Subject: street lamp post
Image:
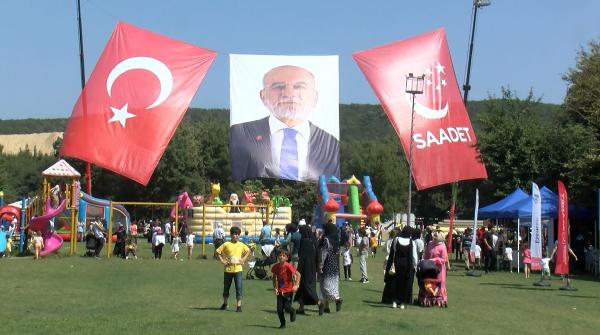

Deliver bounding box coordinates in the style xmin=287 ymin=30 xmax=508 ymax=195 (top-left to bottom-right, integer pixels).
xmin=463 ymin=0 xmax=490 ymax=277
xmin=463 ymin=0 xmax=491 ymax=103
xmin=405 ymin=73 xmax=424 ymax=228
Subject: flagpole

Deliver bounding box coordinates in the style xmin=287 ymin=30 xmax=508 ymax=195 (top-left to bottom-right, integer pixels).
xmin=517 ymin=218 xmax=520 ymax=273
xmin=76 ymin=0 xmax=92 ymax=195
xmin=454 ymin=0 xmax=491 ymax=268
xmin=466 ymin=189 xmax=482 ymax=276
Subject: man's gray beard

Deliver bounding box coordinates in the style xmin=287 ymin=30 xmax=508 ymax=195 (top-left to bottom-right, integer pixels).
xmin=272 ymin=107 xmax=310 ymax=122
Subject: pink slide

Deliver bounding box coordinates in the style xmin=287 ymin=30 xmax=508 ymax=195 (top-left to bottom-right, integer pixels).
xmin=29 ymin=198 xmax=67 ymax=257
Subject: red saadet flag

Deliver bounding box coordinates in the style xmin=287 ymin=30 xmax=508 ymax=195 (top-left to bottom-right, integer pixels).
xmin=353 ymin=28 xmax=487 ymax=189
xmin=61 ymin=22 xmax=217 ymax=185
xmin=555 ymin=180 xmax=569 ymax=275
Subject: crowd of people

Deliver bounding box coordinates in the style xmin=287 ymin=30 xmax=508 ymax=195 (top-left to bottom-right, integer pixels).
xmin=210 ymin=218 xmax=454 ymax=328
xmin=444 ymin=220 xmax=596 ymax=282
xmin=80 ymin=217 xmax=195 ymax=260
xmin=18 ymin=209 xmax=594 ymax=329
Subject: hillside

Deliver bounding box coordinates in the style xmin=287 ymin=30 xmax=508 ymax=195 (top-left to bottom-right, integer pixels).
xmin=0 ymin=101 xmax=561 ymax=141
xmin=0 ymin=132 xmax=62 ymax=155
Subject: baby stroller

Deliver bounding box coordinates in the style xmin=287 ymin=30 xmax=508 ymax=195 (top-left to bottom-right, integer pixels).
xmin=247 ymin=244 xmax=278 ymax=280
xmin=84 ymin=232 xmax=96 ymax=257
xmin=416 ymin=259 xmax=446 ymax=307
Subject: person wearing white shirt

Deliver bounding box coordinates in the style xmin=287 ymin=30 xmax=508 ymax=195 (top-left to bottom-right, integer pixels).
xmin=504 ymin=246 xmax=513 ymax=272
xmin=152 ymin=228 xmax=166 ymax=259
xmin=187 ymin=231 xmax=195 ymax=260
xmin=473 ymin=244 xmax=482 ymax=268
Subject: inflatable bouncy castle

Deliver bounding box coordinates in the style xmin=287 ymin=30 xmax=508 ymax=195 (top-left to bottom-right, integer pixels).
xmin=189 ymin=182 xmax=292 ymax=241
xmin=317 ymin=175 xmax=383 ymax=228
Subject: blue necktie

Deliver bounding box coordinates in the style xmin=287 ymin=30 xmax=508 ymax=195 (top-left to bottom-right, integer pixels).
xmin=280 ymin=128 xmax=299 ymax=180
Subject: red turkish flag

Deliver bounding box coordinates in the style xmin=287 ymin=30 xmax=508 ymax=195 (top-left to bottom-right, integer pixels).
xmin=61 ymin=22 xmax=217 ymax=185
xmin=353 ymin=28 xmax=487 ymax=189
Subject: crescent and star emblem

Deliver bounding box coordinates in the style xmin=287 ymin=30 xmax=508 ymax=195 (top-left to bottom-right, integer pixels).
xmin=405 ymin=61 xmax=449 ymax=120
xmin=107 ymin=56 xmax=173 ymax=127
xmin=404 ymin=93 xmax=448 ymax=119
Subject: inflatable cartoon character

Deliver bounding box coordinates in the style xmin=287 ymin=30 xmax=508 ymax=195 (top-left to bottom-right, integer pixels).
xmin=229 ymin=193 xmax=241 ymax=213
xmin=210 ymin=182 xmax=222 ymax=205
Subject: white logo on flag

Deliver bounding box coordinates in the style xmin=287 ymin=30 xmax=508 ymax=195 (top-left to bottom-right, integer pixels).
xmin=106 ymin=57 xmax=173 ymax=127
xmin=404 ymin=61 xmax=449 ymax=119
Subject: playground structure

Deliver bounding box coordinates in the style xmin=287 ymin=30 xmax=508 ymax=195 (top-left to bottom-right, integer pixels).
xmin=317 ymin=175 xmax=384 ymax=228
xmin=79 ymin=191 xmax=131 ymax=239
xmin=1 ymin=195 xmax=43 ymax=255
xmin=3 ymin=174 xmax=293 ymax=258
xmin=0 ymin=197 xmax=21 ymax=242
xmin=0 ymin=159 xmax=132 ymax=257
xmin=31 ymin=159 xmax=80 ymax=256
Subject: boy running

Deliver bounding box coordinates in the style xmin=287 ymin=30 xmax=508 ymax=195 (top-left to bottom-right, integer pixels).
xmin=272 ymin=249 xmax=301 ymax=328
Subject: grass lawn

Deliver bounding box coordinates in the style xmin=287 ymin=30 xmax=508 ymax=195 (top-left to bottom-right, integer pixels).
xmin=1 ymin=242 xmax=599 ymax=335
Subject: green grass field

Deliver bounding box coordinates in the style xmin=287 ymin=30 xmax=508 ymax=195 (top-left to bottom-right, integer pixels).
xmin=1 ymin=243 xmax=599 ymax=335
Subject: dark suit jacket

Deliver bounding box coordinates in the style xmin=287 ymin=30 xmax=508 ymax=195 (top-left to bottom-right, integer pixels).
xmin=230 ymin=117 xmax=340 ymax=181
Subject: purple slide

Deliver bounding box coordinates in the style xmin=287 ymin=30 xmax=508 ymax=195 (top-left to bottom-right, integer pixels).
xmin=29 ymin=197 xmax=66 ymax=257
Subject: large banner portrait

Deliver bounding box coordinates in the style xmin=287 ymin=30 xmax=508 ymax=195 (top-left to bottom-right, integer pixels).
xmin=229 ymin=54 xmax=340 ymax=182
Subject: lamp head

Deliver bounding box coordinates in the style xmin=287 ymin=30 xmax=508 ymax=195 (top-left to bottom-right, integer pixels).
xmin=474 ymin=0 xmax=491 ymax=7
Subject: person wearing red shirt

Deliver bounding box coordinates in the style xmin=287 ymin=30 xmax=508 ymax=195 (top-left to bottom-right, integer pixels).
xmin=272 ymin=249 xmax=301 ymax=329
xmin=129 ymin=222 xmax=138 ymax=244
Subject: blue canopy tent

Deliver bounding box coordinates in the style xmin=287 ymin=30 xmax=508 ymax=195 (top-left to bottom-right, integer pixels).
xmin=477 ymin=187 xmax=530 ymax=273
xmin=501 ymin=186 xmax=558 ymax=219
xmin=477 ymin=186 xmax=558 ymax=273
xmin=499 ymin=186 xmax=558 ymax=273
xmin=478 ymin=188 xmax=529 ymax=219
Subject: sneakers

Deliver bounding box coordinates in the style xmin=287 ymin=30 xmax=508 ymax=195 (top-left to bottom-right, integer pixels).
xmin=219 ymin=303 xmax=228 ymax=310
xmin=335 ymin=299 xmax=342 ymax=312
xmin=236 ymin=306 xmax=242 ymax=313
xmin=348 ymin=278 xmax=352 ymax=281
xmin=360 ymin=278 xmax=369 ymax=284
xmin=290 ymin=308 xmax=296 ymax=322
xmin=392 ymin=302 xmax=397 ymax=309
xmin=400 ymin=304 xmax=406 ymax=309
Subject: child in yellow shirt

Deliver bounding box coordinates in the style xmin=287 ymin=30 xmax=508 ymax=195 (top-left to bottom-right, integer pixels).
xmin=369 ymin=232 xmax=378 ymax=258
xmin=215 ymin=226 xmax=250 ymax=312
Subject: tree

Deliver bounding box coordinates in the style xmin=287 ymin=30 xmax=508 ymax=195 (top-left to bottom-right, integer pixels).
xmin=0 ymin=149 xmax=55 ymax=202
xmin=563 ymin=38 xmax=600 ymax=140
xmin=476 ymin=88 xmax=600 ymax=208
xmin=475 ymin=89 xmax=547 ymax=200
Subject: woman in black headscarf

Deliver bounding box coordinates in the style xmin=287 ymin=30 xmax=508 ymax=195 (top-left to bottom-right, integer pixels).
xmin=317 ymin=221 xmax=342 ymax=315
xmin=293 ymin=225 xmax=319 ymax=314
xmin=381 ymin=226 xmax=417 ymax=309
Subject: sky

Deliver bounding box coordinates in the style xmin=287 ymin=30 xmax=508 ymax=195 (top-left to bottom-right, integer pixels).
xmin=1 ymin=0 xmax=599 ymax=120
